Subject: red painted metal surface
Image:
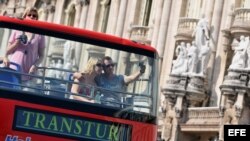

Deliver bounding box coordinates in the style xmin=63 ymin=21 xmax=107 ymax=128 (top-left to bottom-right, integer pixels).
xmin=0 ymin=97 xmax=157 ymax=141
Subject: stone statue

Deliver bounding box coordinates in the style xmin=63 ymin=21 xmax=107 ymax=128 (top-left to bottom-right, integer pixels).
xmin=47 ymin=60 xmax=56 ymax=78
xmin=187 ymin=42 xmax=198 ymax=74
xmin=223 ymin=99 xmax=237 ymax=124
xmin=171 ymin=42 xmax=188 ymax=75
xmin=229 ymin=36 xmax=248 ymax=69
xmin=245 ymin=37 xmax=250 ymax=68
xmin=192 ymin=18 xmax=210 ymax=50
xmin=55 ymin=59 xmax=63 ymax=79
xmin=162 ymin=102 xmax=175 ymax=141
xmin=63 ymin=40 xmax=75 ymax=67
xmin=198 ymin=40 xmax=211 ymax=76
xmin=63 ymin=61 xmax=73 ymax=80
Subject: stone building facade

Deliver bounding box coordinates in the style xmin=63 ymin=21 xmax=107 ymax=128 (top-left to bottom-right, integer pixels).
xmin=1 ymin=0 xmax=250 ymax=141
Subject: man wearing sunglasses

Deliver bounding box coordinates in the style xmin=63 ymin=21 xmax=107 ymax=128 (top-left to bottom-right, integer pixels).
xmin=95 ymin=56 xmax=145 ymax=107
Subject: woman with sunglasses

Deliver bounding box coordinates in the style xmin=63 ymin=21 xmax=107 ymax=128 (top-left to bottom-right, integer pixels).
xmin=71 ymin=58 xmax=103 ymax=103
xmin=4 ymin=7 xmax=45 ymax=87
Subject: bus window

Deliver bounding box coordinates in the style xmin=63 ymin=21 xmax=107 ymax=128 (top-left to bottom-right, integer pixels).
xmin=0 ymin=27 xmax=157 ymax=115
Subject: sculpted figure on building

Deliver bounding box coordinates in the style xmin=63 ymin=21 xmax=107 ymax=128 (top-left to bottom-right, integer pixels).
xmin=198 ymin=40 xmax=211 ymax=75
xmin=192 ymin=18 xmax=210 ymax=49
xmin=162 ymin=101 xmax=175 ymax=141
xmin=187 ymin=42 xmax=199 ymax=74
xmin=229 ymin=36 xmax=249 ymax=69
xmin=171 ymin=17 xmax=211 ymax=76
xmin=172 ymin=42 xmax=188 ymax=75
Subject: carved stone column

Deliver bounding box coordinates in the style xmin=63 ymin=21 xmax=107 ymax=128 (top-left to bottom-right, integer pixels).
xmin=156 ymin=0 xmax=172 ymax=61
xmin=151 ymin=0 xmax=164 ymax=47
xmin=111 ymin=0 xmax=128 ymax=62
xmin=79 ymin=0 xmax=89 ymax=28
xmin=16 ymin=0 xmax=25 ymax=13
xmin=160 ymin=92 xmax=179 ymax=141
xmin=73 ymin=1 xmax=83 ymax=68
xmin=105 ymin=0 xmax=119 ymax=56
xmin=43 ymin=2 xmax=55 ymax=66
xmin=73 ymin=0 xmax=82 ymax=27
xmin=160 ymin=73 xmax=209 ymax=140
xmin=6 ymin=0 xmax=15 ymax=15
xmin=219 ymin=68 xmax=250 ymax=140
xmin=78 ymin=0 xmax=90 ymax=70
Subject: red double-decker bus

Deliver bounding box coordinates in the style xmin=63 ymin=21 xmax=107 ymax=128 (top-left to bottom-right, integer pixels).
xmin=0 ymin=16 xmax=159 ymax=141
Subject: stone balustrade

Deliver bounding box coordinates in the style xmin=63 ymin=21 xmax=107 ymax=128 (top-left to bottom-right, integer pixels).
xmin=231 ymin=8 xmax=250 ymax=37
xmin=51 ymin=39 xmax=66 ymax=55
xmin=233 ymin=8 xmax=250 ymax=26
xmin=178 ymin=17 xmax=199 ymax=32
xmin=175 ymin=17 xmax=199 ymax=42
xmin=130 ymin=25 xmax=151 ymax=44
xmin=180 ymin=107 xmax=220 ymax=132
xmin=187 ymin=107 xmax=220 ymax=124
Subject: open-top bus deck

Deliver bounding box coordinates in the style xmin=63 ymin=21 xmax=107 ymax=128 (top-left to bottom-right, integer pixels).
xmin=0 ymin=16 xmax=159 ymax=141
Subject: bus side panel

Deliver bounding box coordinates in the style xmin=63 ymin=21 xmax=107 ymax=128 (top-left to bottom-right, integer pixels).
xmin=0 ymin=97 xmax=157 ymax=141
xmin=0 ymin=98 xmax=73 ymax=141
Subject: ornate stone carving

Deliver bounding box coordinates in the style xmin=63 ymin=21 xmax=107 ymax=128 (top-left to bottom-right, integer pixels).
xmin=164 ymin=75 xmax=188 ymax=92
xmin=0 ymin=0 xmax=7 ymax=4
xmin=162 ymin=101 xmax=175 ymax=141
xmin=175 ymin=107 xmax=181 ymax=118
xmin=172 ymin=42 xmax=188 ymax=75
xmin=186 ymin=76 xmax=205 ymax=93
xmin=198 ymin=40 xmax=211 ymax=75
xmin=219 ymin=105 xmax=225 ymax=117
xmin=79 ymin=0 xmax=90 ymax=6
xmin=235 ymin=104 xmax=243 ymax=118
xmin=187 ymin=42 xmax=198 ymax=74
xmin=231 ymin=8 xmax=250 ymax=37
xmin=130 ymin=25 xmax=151 ymax=45
xmin=175 ymin=18 xmax=199 ymax=42
xmin=229 ymin=36 xmax=249 ymax=69
xmin=223 ymin=99 xmax=237 ymax=124
xmin=100 ymin=0 xmax=111 ymax=6
xmin=192 ymin=18 xmax=210 ymax=48
xmin=173 ymin=17 xmax=211 ymax=76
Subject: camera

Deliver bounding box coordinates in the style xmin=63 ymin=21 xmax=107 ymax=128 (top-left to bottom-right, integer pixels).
xmin=17 ymin=34 xmax=28 ymax=44
xmin=139 ymin=62 xmax=146 ymax=74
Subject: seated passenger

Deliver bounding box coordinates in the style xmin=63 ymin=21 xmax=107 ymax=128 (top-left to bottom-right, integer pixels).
xmin=94 ymin=56 xmax=145 ymax=107
xmin=71 ymin=58 xmax=102 ymax=103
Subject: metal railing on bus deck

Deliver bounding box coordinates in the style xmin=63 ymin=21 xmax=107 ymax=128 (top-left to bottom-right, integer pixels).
xmin=0 ymin=62 xmax=153 ymax=113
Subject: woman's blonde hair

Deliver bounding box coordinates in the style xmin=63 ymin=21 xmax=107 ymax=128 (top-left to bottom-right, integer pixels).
xmin=22 ymin=7 xmax=38 ymax=19
xmin=82 ymin=58 xmax=101 ymax=74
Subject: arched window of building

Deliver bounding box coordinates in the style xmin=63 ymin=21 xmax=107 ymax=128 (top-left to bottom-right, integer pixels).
xmin=241 ymin=0 xmax=250 ymax=8
xmin=64 ymin=3 xmax=76 ymax=26
xmin=141 ymin=0 xmax=152 ymax=26
xmin=136 ymin=0 xmax=152 ymax=26
xmin=185 ymin=0 xmax=203 ymax=18
xmin=97 ymin=0 xmax=111 ymax=32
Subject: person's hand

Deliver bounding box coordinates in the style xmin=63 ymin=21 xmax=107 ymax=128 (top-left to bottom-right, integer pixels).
xmin=73 ymin=72 xmax=85 ymax=80
xmin=2 ymin=57 xmax=10 ymax=67
xmin=13 ymin=38 xmax=21 ymax=46
xmin=29 ymin=65 xmax=37 ymax=74
xmin=140 ymin=64 xmax=146 ymax=74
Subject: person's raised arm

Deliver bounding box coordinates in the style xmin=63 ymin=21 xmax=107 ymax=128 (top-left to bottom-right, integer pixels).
xmin=6 ymin=31 xmax=20 ymax=55
xmin=124 ymin=64 xmax=146 ymax=85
